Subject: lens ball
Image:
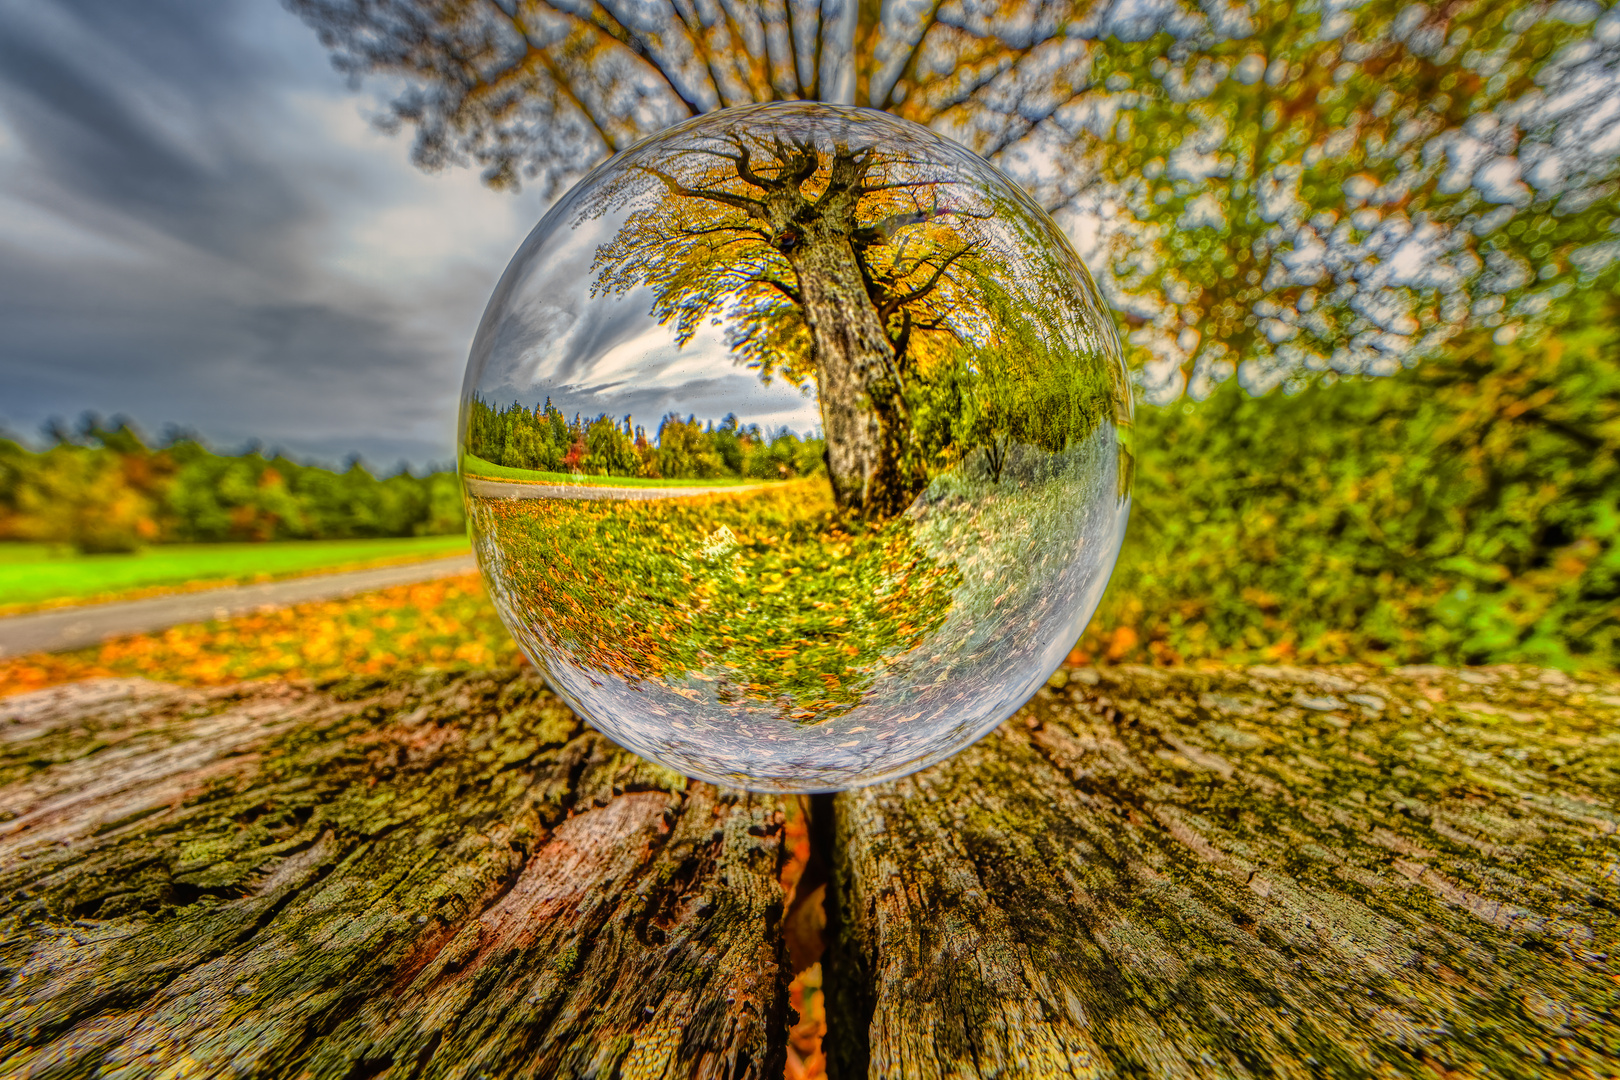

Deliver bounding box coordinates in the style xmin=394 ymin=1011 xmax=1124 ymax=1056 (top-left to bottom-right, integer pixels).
xmin=461 ymin=102 xmax=1131 ymax=791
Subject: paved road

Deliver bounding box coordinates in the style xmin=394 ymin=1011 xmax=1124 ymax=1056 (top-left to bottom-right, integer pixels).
xmin=464 ymin=477 xmax=770 ymax=501
xmin=0 ymin=554 xmax=478 ymax=658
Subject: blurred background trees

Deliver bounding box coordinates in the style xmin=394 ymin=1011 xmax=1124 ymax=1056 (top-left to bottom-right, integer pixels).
xmin=0 ymin=417 xmax=464 ymax=553
xmin=282 ymin=0 xmax=1620 ymax=668
xmin=287 ymin=0 xmax=1620 ymax=391
xmin=1086 ymin=289 xmax=1620 ymax=669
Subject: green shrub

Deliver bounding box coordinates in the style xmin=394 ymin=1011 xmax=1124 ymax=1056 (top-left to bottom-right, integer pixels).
xmin=1087 ymin=303 xmax=1619 ymax=671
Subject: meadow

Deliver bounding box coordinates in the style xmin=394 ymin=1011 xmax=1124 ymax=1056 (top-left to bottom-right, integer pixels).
xmin=0 ymin=534 xmax=470 ymax=613
xmin=461 ymin=452 xmax=765 ymax=488
xmin=471 ymin=478 xmax=957 ymax=722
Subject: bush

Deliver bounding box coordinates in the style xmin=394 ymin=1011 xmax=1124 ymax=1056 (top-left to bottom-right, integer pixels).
xmin=1084 ymin=302 xmax=1619 ymax=671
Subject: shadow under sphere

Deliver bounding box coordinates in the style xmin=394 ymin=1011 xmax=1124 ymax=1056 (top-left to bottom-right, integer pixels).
xmin=460 ymin=102 xmax=1132 ymax=791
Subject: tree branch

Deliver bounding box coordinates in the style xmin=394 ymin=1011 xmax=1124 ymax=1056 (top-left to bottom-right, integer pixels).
xmin=807 ymin=0 xmax=824 ymax=100
xmin=763 ymin=276 xmax=805 ymax=304
xmin=878 ymin=244 xmax=977 ymax=321
xmin=776 ymin=0 xmax=807 ymax=96
xmin=550 ymin=0 xmax=708 ymax=117
xmin=677 ymin=221 xmax=775 ymax=241
xmin=518 ymin=42 xmax=624 ymax=153
xmin=875 ymin=0 xmax=944 ymax=110
xmin=668 ymin=0 xmax=741 ymax=108
xmin=634 ymin=164 xmax=769 ymax=215
xmin=716 ymin=0 xmax=777 ymax=103
xmin=681 ymin=139 xmax=778 ymax=190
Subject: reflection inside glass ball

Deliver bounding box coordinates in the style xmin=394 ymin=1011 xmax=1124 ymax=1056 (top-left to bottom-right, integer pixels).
xmin=460 ymin=102 xmax=1132 ymax=791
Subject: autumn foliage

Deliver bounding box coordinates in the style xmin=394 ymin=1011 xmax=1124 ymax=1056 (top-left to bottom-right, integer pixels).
xmin=0 ymin=418 xmax=463 ymax=554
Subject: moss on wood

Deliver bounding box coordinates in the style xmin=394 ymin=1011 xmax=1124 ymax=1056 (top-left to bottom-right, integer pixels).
xmin=826 ymin=664 xmax=1620 ymax=1078
xmin=4 ymin=662 xmax=1617 ymax=1077
xmin=0 ymin=671 xmax=792 ymax=1079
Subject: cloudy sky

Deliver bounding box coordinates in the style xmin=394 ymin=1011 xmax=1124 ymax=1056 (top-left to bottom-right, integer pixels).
xmin=0 ymin=0 xmax=554 ymax=469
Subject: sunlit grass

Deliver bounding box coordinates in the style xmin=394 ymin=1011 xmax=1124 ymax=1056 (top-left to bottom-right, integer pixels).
xmin=461 ymin=452 xmax=768 ymax=488
xmin=0 ymin=535 xmax=470 ymax=614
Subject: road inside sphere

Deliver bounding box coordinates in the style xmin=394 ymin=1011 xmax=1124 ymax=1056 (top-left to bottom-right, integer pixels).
xmin=462 ymin=477 xmax=776 ymax=501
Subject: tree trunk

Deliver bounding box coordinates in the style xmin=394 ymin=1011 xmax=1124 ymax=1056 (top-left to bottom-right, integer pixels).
xmin=791 ymin=236 xmax=903 ymax=516
xmin=0 ymin=672 xmax=792 ymax=1079
xmin=822 ymin=663 xmax=1620 ymax=1078
xmin=769 ymin=144 xmax=910 ymax=518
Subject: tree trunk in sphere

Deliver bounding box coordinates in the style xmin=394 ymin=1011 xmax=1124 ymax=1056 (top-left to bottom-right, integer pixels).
xmin=0 ymin=673 xmax=792 ymax=1079
xmin=790 ymin=237 xmax=906 ymax=517
xmin=767 ymin=143 xmax=910 ymax=518
xmin=822 ymin=663 xmax=1620 ymax=1078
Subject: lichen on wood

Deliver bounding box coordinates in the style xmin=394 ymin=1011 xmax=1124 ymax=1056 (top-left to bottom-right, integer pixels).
xmin=0 ymin=672 xmax=792 ymax=1079
xmin=825 ymin=663 xmax=1620 ymax=1078
xmin=4 ymin=662 xmax=1617 ymax=1078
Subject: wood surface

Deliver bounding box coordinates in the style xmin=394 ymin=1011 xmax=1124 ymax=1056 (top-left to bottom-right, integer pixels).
xmin=824 ymin=664 xmax=1619 ymax=1078
xmin=1 ymin=664 xmax=1616 ymax=1079
xmin=0 ymin=672 xmax=792 ymax=1079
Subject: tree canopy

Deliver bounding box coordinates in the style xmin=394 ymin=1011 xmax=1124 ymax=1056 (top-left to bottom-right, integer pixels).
xmin=573 ymin=105 xmax=1115 ymax=512
xmin=290 ymin=0 xmax=1620 ymax=399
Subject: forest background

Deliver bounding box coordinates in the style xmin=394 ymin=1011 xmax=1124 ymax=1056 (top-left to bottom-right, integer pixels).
xmin=4 ymin=0 xmax=1619 ymax=678
xmin=5 ymin=284 xmax=1615 ymax=675
xmin=0 ymin=417 xmax=466 ymax=552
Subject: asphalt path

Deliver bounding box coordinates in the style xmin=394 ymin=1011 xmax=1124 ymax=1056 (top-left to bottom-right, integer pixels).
xmin=463 ymin=477 xmax=770 ymax=501
xmin=0 ymin=554 xmax=478 ymax=658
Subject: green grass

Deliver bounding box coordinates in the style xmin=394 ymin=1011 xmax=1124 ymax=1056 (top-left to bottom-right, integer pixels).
xmin=0 ymin=535 xmax=470 ymax=610
xmin=460 ymin=452 xmax=766 ymax=488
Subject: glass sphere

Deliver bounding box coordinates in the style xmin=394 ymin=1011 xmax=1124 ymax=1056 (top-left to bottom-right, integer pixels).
xmin=460 ymin=102 xmax=1132 ymax=792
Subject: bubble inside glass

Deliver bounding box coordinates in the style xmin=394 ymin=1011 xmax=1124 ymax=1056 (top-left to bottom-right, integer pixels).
xmin=461 ymin=102 xmax=1132 ymax=791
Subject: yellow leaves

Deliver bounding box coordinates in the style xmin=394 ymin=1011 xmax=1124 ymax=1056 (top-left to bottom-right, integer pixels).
xmin=0 ymin=573 xmax=520 ymax=699
xmin=1107 ymin=626 xmax=1139 ymax=662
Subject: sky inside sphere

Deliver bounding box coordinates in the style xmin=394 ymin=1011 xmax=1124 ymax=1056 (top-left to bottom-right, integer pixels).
xmin=0 ymin=0 xmax=557 ymax=470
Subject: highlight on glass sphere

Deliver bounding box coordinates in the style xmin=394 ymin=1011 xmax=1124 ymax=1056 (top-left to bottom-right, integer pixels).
xmin=460 ymin=102 xmax=1132 ymax=792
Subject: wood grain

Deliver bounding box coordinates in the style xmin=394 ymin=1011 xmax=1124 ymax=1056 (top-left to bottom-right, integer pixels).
xmin=0 ymin=672 xmax=791 ymax=1079
xmin=825 ymin=664 xmax=1620 ymax=1078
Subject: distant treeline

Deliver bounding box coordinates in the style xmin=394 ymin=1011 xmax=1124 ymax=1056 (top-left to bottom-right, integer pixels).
xmin=464 ymin=396 xmax=826 ymax=481
xmin=0 ymin=418 xmax=463 ymax=553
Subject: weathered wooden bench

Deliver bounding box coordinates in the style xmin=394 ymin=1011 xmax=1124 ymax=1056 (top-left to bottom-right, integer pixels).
xmin=1 ymin=664 xmax=1615 ymax=1077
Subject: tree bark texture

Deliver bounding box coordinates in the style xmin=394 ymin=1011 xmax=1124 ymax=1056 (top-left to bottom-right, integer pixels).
xmin=0 ymin=672 xmax=792 ymax=1079
xmin=777 ymin=149 xmax=907 ymax=518
xmin=789 ymin=229 xmax=901 ymax=516
xmin=825 ymin=663 xmax=1619 ymax=1079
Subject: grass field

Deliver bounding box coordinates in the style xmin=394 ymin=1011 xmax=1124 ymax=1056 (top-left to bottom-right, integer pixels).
xmin=0 ymin=535 xmax=470 ymax=613
xmin=460 ymin=452 xmax=765 ymax=488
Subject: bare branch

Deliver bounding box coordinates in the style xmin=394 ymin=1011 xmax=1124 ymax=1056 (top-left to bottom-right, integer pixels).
xmin=677 ymin=221 xmax=775 ymax=241
xmin=878 ymin=243 xmax=978 ymax=321
xmin=679 ymin=141 xmax=777 ymax=190
xmin=634 ymin=164 xmax=769 ymax=215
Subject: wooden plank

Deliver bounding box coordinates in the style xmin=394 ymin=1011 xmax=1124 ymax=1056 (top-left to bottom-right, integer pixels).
xmin=0 ymin=672 xmax=792 ymax=1078
xmin=825 ymin=664 xmax=1620 ymax=1078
